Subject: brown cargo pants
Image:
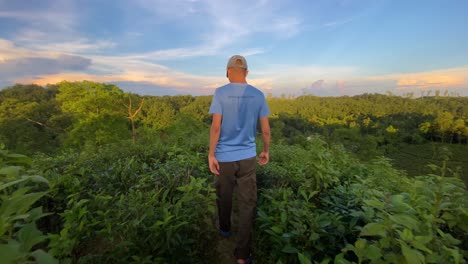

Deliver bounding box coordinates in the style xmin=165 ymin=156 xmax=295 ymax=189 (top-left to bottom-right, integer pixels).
xmin=216 ymin=156 xmax=257 ymax=260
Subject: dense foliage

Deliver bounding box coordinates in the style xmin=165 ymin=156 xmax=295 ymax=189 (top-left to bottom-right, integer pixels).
xmin=255 ymin=142 xmax=468 ymax=263
xmin=0 ymin=82 xmax=467 ymax=263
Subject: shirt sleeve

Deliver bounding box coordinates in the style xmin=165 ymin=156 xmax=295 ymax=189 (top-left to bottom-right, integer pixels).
xmin=259 ymin=95 xmax=270 ymax=118
xmin=209 ymin=91 xmax=222 ymax=114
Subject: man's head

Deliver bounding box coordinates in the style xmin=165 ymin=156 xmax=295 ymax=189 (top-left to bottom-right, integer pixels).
xmin=226 ymin=55 xmax=248 ymax=82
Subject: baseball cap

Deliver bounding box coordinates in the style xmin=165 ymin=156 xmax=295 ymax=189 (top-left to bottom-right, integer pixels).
xmin=226 ymin=55 xmax=248 ymax=70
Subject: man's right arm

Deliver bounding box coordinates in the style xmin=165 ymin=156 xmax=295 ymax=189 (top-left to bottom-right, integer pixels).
xmin=259 ymin=116 xmax=270 ymax=166
xmin=209 ymin=114 xmax=222 ymax=175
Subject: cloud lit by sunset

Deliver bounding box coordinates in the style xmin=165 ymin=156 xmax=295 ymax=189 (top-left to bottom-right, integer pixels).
xmin=396 ymin=69 xmax=466 ymax=90
xmin=1 ymin=0 xmax=467 ymax=96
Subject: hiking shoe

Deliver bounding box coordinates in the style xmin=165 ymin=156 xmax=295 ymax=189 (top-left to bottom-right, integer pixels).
xmin=237 ymin=257 xmax=252 ymax=264
xmin=219 ymin=229 xmax=232 ymax=238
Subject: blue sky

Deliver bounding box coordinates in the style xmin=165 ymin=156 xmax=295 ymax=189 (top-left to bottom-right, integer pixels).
xmin=1 ymin=0 xmax=467 ymax=96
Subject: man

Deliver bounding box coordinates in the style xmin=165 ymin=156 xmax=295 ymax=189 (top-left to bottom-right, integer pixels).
xmin=208 ymin=55 xmax=270 ymax=264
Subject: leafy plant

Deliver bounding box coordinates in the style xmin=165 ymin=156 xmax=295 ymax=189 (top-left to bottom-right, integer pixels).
xmin=0 ymin=148 xmax=57 ymax=264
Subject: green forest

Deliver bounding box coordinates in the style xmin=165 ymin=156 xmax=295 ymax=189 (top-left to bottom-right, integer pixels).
xmin=1 ymin=81 xmax=467 ymax=263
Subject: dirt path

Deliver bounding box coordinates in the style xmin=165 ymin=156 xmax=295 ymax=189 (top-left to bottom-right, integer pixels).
xmin=216 ymin=235 xmax=237 ymax=263
xmin=214 ymin=189 xmax=240 ymax=264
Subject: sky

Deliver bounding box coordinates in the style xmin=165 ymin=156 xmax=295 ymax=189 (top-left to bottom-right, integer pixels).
xmin=1 ymin=0 xmax=467 ymax=97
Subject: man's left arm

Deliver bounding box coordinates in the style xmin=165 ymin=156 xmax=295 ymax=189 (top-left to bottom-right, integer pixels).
xmin=209 ymin=114 xmax=222 ymax=175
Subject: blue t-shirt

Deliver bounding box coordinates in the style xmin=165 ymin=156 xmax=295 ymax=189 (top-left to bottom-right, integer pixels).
xmin=209 ymin=83 xmax=270 ymax=162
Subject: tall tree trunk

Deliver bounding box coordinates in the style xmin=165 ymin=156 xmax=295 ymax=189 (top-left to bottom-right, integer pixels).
xmin=124 ymin=95 xmax=144 ymax=144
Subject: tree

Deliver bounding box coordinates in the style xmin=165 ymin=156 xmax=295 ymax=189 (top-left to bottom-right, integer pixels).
xmin=0 ymin=85 xmax=64 ymax=153
xmin=56 ymin=81 xmax=124 ymax=117
xmin=56 ymin=81 xmax=128 ymax=148
xmin=179 ymin=96 xmax=212 ymax=124
xmin=139 ymin=97 xmax=177 ymax=130
xmin=451 ymin=119 xmax=466 ymax=144
xmin=434 ymin=112 xmax=454 ymax=143
xmin=385 ymin=125 xmax=398 ymax=133
xmin=123 ymin=94 xmax=144 ymax=143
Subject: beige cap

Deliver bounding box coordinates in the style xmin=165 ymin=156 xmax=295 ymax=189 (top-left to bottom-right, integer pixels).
xmin=226 ymin=55 xmax=248 ymax=70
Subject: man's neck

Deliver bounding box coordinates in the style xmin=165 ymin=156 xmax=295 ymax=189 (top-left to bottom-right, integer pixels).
xmin=229 ymin=78 xmax=247 ymax=83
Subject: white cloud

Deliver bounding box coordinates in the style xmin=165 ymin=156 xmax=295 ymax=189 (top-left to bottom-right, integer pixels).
xmin=0 ymin=1 xmax=117 ymax=55
xmin=0 ymin=9 xmax=76 ymax=32
xmin=0 ymin=0 xmax=78 ymax=35
xmin=302 ymin=80 xmax=324 ymax=94
xmin=254 ymin=65 xmax=468 ymax=97
xmin=0 ymin=55 xmax=91 ymax=80
xmin=3 ymin=1 xmax=466 ymax=97
xmin=134 ymin=0 xmax=202 ymax=19
xmin=205 ymin=0 xmax=302 ymax=37
xmin=127 ymin=0 xmax=302 ymax=61
xmin=2 ymin=0 xmax=300 ymax=63
xmin=324 ymin=18 xmax=354 ymax=28
xmin=36 ymin=40 xmax=117 ymax=54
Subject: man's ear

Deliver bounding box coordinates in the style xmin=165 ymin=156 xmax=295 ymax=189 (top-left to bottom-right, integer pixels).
xmin=245 ymin=70 xmax=249 ymax=77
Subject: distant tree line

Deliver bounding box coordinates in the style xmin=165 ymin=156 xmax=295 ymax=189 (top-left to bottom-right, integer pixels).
xmin=0 ymin=81 xmax=467 ymax=155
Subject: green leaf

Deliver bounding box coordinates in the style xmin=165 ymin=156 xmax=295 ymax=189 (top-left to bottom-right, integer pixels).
xmin=18 ymin=223 xmax=47 ymax=251
xmin=257 ymin=209 xmax=268 ymax=220
xmin=6 ymin=154 xmax=31 ymax=166
xmin=281 ymin=211 xmax=287 ymax=223
xmin=0 ymin=240 xmax=21 ymax=264
xmin=0 ymin=191 xmax=48 ymax=217
xmin=28 ymin=175 xmax=50 ymax=185
xmin=400 ymin=241 xmax=424 ymax=264
xmin=28 ymin=207 xmax=52 ymax=222
xmin=31 ymin=249 xmax=59 ymax=264
xmin=309 ymin=232 xmax=319 ymax=241
xmin=397 ymin=228 xmax=413 ymax=241
xmin=360 ymin=223 xmax=386 ymax=237
xmin=355 ymin=239 xmax=367 ymax=249
xmin=318 ymin=218 xmax=331 ymax=228
xmin=6 ymin=153 xmax=28 ymax=158
xmin=0 ymin=166 xmax=22 ymax=177
xmin=334 ymin=253 xmax=352 ymax=264
xmin=364 ymin=199 xmax=384 ymax=210
xmin=297 ymin=252 xmax=312 ymax=264
xmin=281 ymin=244 xmax=298 ymax=254
xmin=379 ymin=236 xmax=391 ymax=249
xmin=443 ymin=246 xmax=460 ymax=264
xmin=438 ymin=202 xmax=452 ymax=211
xmin=318 ymin=257 xmax=331 ymax=264
xmin=364 ymin=244 xmax=382 ymax=260
xmin=389 ymin=214 xmax=419 ymax=230
xmin=0 ymin=176 xmax=49 ymax=192
xmin=410 ymin=240 xmax=432 ymax=254
xmin=271 ymin=226 xmax=282 ymax=234
xmin=414 ymin=235 xmax=432 ymax=244
xmin=437 ymin=229 xmax=461 ymax=245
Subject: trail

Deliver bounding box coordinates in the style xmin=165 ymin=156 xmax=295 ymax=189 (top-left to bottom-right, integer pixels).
xmin=214 ymin=188 xmax=240 ymax=264
xmin=216 ymin=233 xmax=237 ymax=263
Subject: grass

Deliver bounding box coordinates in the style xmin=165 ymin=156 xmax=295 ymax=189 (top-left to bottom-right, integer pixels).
xmin=385 ymin=142 xmax=468 ymax=186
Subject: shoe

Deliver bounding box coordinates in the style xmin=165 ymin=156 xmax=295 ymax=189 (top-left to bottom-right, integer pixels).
xmin=219 ymin=229 xmax=232 ymax=238
xmin=237 ymin=257 xmax=252 ymax=264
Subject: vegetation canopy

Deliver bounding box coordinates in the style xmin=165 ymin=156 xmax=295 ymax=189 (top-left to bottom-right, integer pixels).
xmin=0 ymin=82 xmax=467 ymax=263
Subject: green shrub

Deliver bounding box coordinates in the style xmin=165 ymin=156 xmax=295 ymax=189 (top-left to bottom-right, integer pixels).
xmin=0 ymin=148 xmax=57 ymax=264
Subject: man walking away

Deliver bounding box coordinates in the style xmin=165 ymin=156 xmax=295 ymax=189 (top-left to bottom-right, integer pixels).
xmin=208 ymin=55 xmax=270 ymax=264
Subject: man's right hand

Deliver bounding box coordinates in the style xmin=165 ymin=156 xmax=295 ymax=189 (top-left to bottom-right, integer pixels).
xmin=208 ymin=155 xmax=220 ymax=175
xmin=258 ymin=151 xmax=269 ymax=166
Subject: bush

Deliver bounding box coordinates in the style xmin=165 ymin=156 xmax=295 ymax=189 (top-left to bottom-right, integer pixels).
xmin=0 ymin=148 xmax=57 ymax=263
xmin=33 ymin=142 xmax=217 ymax=263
